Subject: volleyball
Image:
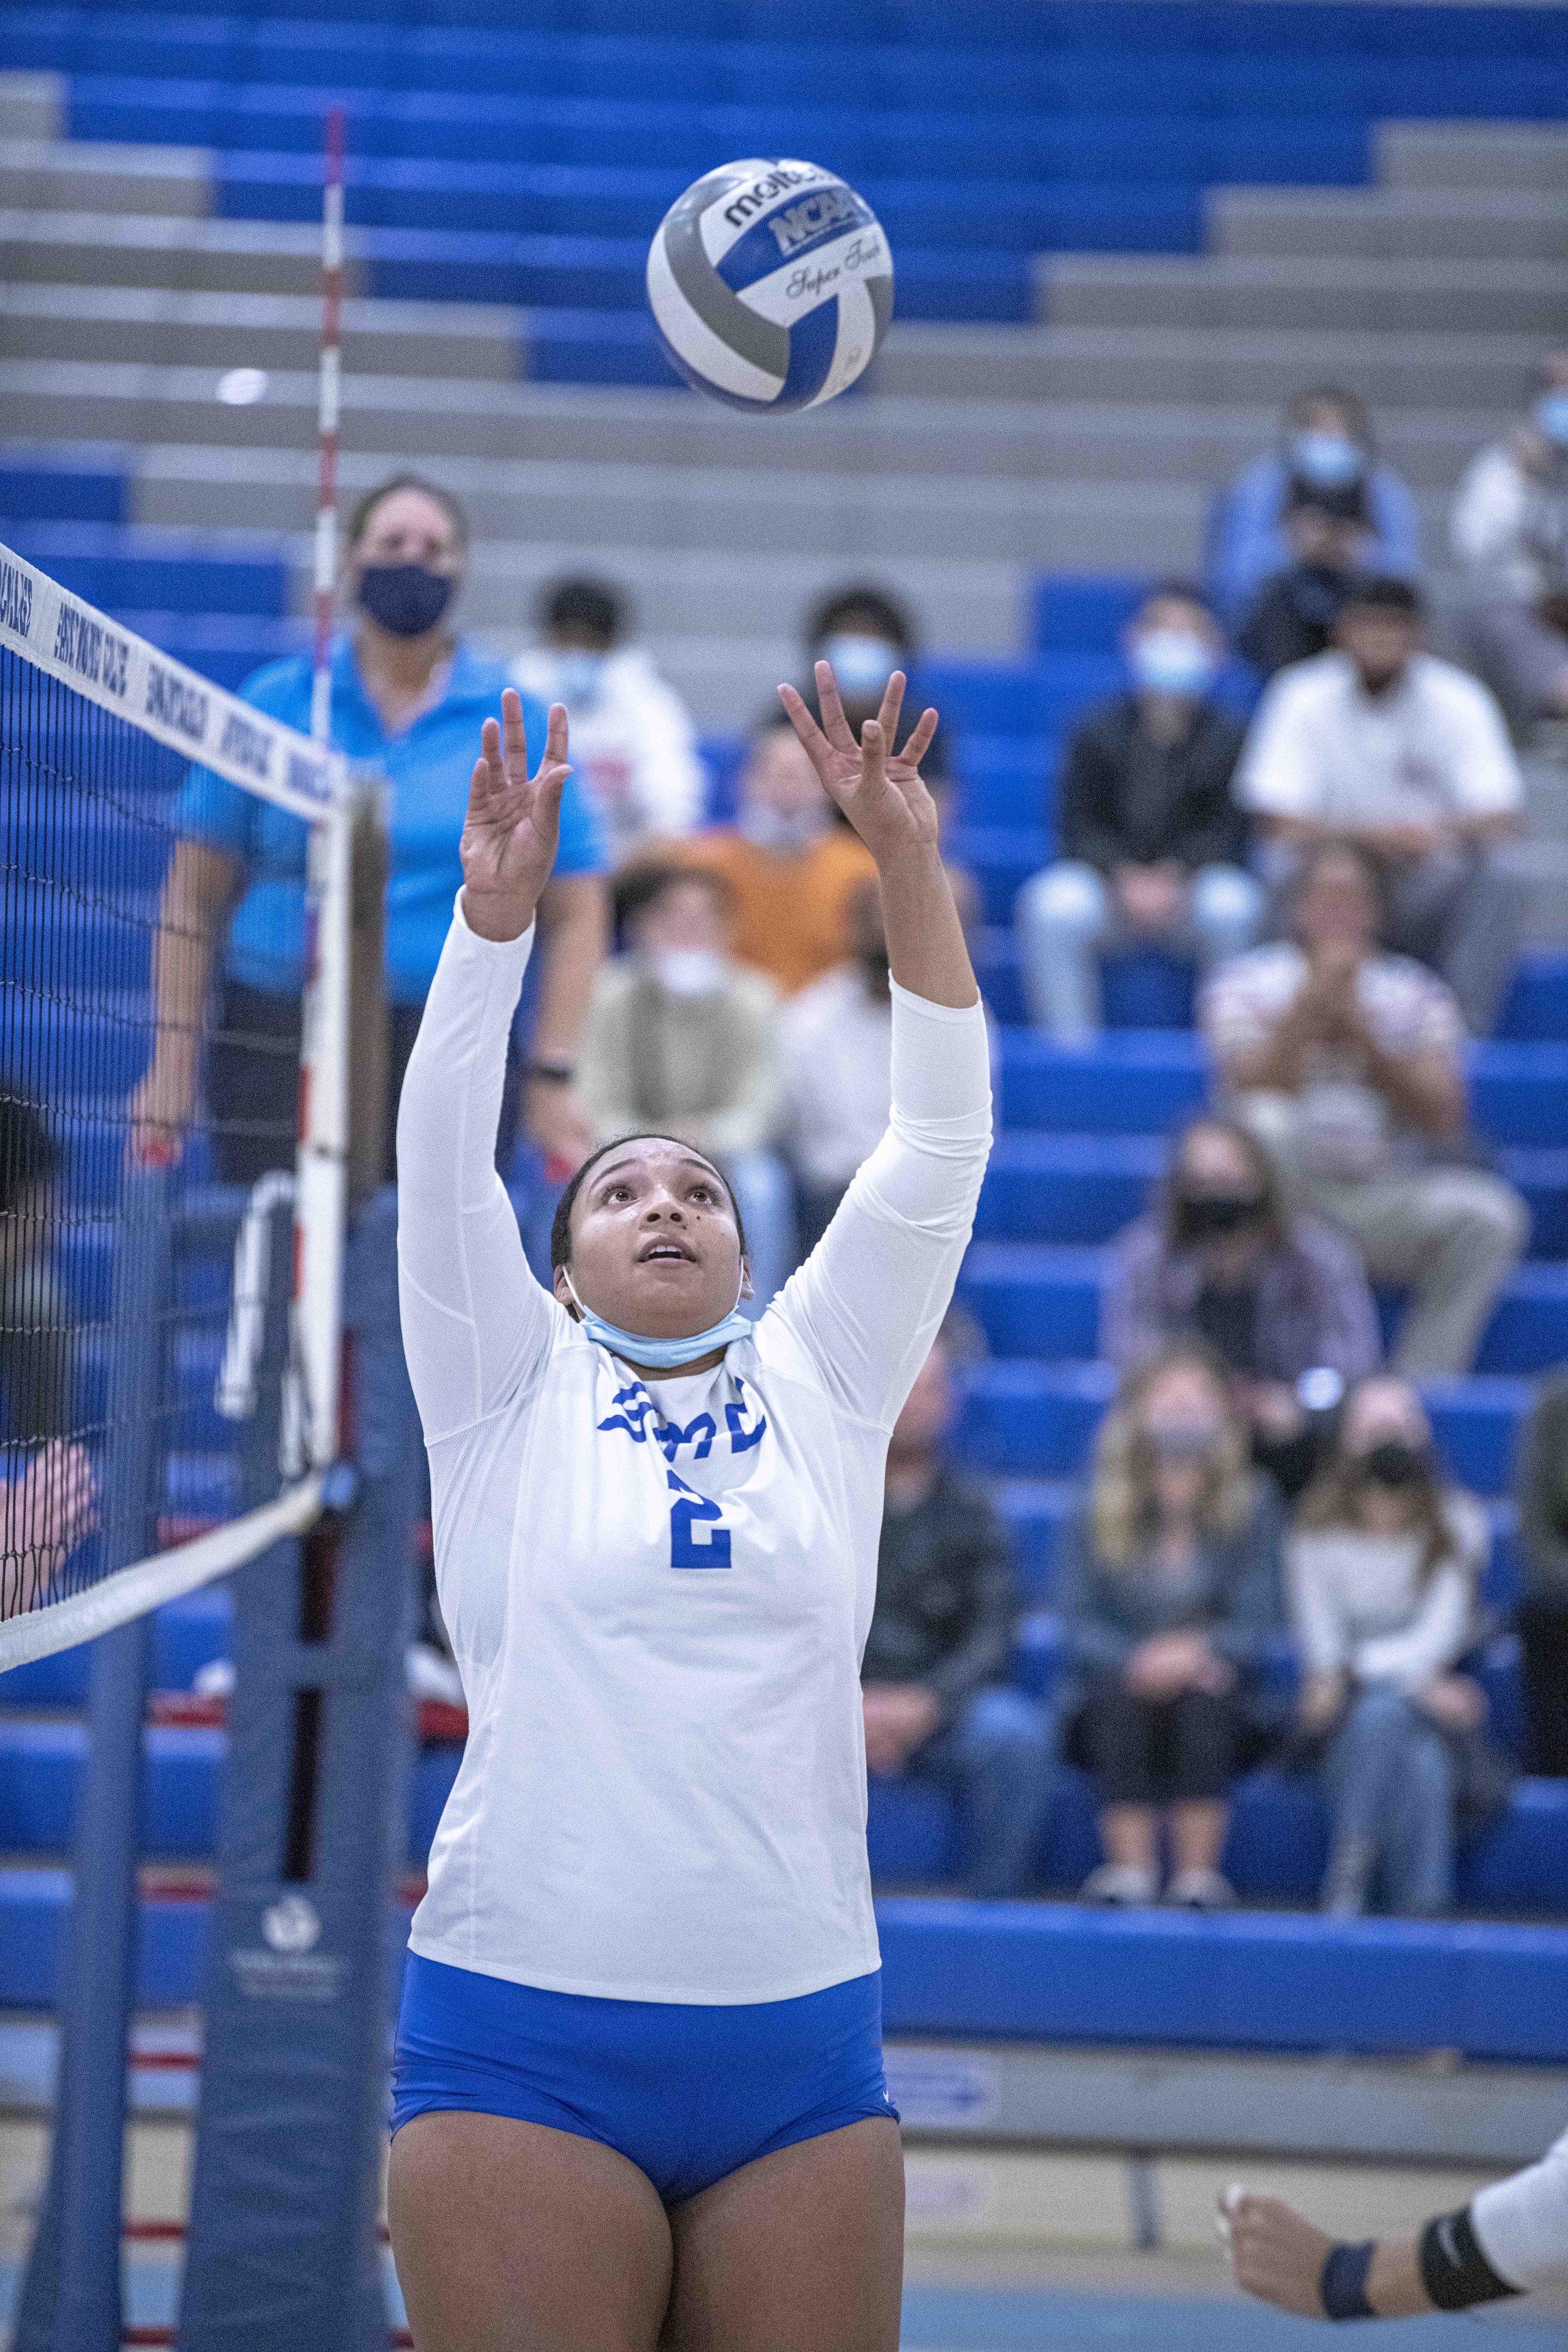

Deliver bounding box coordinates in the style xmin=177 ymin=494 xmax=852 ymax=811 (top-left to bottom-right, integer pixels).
xmin=646 ymin=157 xmax=894 ymax=413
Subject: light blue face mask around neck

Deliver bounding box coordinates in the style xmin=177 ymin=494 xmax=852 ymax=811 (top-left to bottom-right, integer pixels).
xmin=562 ymin=1269 xmax=752 ymax=1369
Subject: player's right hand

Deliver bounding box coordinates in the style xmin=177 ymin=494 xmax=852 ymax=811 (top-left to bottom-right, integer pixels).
xmin=460 ymin=691 xmax=569 ymax=940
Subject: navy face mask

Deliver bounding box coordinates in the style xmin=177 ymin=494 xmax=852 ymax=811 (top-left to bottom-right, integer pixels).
xmin=356 ymin=563 xmax=456 ymax=638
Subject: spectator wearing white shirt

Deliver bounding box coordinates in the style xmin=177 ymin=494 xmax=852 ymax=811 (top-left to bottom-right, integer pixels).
xmin=578 ymin=863 xmax=793 ymax=1310
xmin=1288 ymin=1377 xmax=1491 ymax=1916
xmin=512 ymin=579 xmax=704 ymax=866
xmin=1450 ymin=349 xmax=1568 ymax=729
xmin=779 ymin=881 xmax=894 ymax=1256
xmin=1202 ymin=840 xmax=1527 ymax=1376
xmin=1236 ymin=578 xmax=1525 ymax=1034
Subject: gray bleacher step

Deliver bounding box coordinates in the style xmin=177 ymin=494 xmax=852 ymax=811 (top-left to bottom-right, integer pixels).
xmin=0 ymin=282 xmax=522 ymax=381
xmin=1041 ymin=253 xmax=1568 ymax=338
xmin=1377 ymin=119 xmax=1568 ymax=195
xmin=0 ymin=136 xmax=212 ymax=218
xmin=0 ymin=361 xmax=1485 ymax=523
xmin=0 ymin=206 xmax=369 ymax=297
xmin=871 ymin=321 xmax=1560 ymax=414
xmin=1209 ymin=187 xmax=1568 ymax=267
xmin=0 ymin=72 xmax=64 ymax=143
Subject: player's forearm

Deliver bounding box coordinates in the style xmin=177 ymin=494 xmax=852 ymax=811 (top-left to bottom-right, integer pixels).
xmin=876 ymin=840 xmax=978 ymax=1010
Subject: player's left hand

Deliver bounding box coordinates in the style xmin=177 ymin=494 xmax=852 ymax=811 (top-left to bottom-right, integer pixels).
xmin=778 ymin=662 xmax=940 ymax=867
xmin=1222 ymin=2187 xmax=1334 ymax=2318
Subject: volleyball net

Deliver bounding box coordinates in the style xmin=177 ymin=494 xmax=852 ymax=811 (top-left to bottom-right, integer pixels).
xmin=0 ymin=541 xmax=351 ymax=1672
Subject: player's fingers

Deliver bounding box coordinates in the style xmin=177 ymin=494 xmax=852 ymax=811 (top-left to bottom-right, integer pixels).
xmin=537 ymin=700 xmax=569 ymax=780
xmin=814 ymin=660 xmax=857 ymax=750
xmin=777 ymin=681 xmax=832 ymax=768
xmin=901 ymin=704 xmax=939 ymax=766
xmin=500 ymin=686 xmax=529 ymax=760
xmin=876 ymin=667 xmax=906 ymax=742
xmin=859 ymin=716 xmax=887 ymax=792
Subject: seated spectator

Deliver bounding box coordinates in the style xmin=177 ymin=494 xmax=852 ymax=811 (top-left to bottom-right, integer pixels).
xmin=778 ymin=881 xmax=892 ymax=1256
xmin=862 ymin=1318 xmax=1056 ymax=1899
xmin=800 ymin=581 xmax=949 ymax=781
xmin=1235 ymin=481 xmax=1372 ymax=681
xmin=1235 ymin=577 xmax=1525 ymax=1035
xmin=1450 ymin=349 xmax=1568 ymax=730
xmin=1207 ymin=383 xmax=1421 ymax=624
xmin=669 ymin=709 xmax=876 ymax=997
xmin=1202 ymin=839 xmax=1527 ymax=1376
xmin=1056 ymin=1346 xmax=1286 ymax=1910
xmin=1289 ymin=1375 xmax=1491 ymax=1915
xmin=578 ymin=863 xmax=793 ymax=1310
xmin=1516 ymin=1369 xmax=1568 ymax=1777
xmin=1103 ymin=1115 xmax=1380 ymax=1499
xmin=512 ymin=576 xmax=704 ymax=866
xmin=1016 ymin=583 xmax=1263 ymax=1042
xmin=0 ymin=1094 xmax=95 ymax=1619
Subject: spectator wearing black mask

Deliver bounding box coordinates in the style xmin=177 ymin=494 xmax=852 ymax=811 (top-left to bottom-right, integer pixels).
xmin=1017 ymin=584 xmax=1262 ymax=1042
xmin=1288 ymin=1377 xmax=1490 ymax=1915
xmin=1104 ymin=1116 xmax=1380 ymax=1498
xmin=1516 ymin=1369 xmax=1568 ymax=1777
xmin=1236 ymin=480 xmax=1373 ymax=682
xmin=1207 ymin=384 xmax=1421 ymax=625
xmin=862 ymin=1318 xmax=1056 ymax=1898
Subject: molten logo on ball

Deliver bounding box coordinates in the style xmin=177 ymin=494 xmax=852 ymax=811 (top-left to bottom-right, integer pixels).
xmin=647 ymin=157 xmax=894 ymax=414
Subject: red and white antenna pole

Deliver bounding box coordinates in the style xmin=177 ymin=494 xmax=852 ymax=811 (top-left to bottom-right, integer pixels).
xmin=310 ymin=105 xmax=346 ymax=745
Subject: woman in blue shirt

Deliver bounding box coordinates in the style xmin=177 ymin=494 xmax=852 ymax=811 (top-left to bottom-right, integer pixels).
xmin=130 ymin=474 xmax=607 ymax=1182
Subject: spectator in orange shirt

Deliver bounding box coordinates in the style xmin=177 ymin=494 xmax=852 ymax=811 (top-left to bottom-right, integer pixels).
xmin=672 ymin=709 xmax=877 ymax=996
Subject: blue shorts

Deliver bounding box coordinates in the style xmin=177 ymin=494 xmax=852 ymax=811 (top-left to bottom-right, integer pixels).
xmin=391 ymin=1953 xmax=897 ymax=2206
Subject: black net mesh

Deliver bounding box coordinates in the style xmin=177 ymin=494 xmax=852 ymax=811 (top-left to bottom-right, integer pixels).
xmin=0 ymin=642 xmax=299 ymax=1627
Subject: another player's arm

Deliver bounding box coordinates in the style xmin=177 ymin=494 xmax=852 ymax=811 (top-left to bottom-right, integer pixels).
xmin=1224 ymin=2186 xmax=1525 ymax=2321
xmin=129 ymin=838 xmax=238 ymax=1163
xmin=396 ymin=692 xmax=571 ymax=1436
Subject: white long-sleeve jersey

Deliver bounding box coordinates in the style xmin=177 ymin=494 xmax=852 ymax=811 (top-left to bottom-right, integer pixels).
xmin=396 ymin=894 xmax=992 ymax=2004
xmin=1473 ymin=2125 xmax=1568 ymax=2302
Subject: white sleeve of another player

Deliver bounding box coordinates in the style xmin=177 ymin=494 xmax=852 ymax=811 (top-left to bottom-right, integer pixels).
xmin=763 ymin=978 xmax=992 ymax=1430
xmin=1471 ymin=2126 xmax=1568 ymax=2296
xmin=396 ymin=895 xmax=561 ymax=1443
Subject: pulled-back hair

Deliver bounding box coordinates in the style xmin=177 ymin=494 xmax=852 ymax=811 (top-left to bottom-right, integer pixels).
xmin=1295 ymin=1379 xmax=1458 ymax=1586
xmin=549 ymin=1135 xmax=747 ymax=1273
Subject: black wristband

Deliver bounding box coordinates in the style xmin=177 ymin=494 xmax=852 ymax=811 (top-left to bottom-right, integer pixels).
xmin=1419 ymin=2207 xmax=1521 ymax=2311
xmin=1320 ymin=2241 xmax=1377 ymax=2321
xmin=526 ymin=1061 xmax=575 ymax=1085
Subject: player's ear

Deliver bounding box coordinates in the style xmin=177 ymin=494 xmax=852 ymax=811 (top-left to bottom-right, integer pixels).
xmin=738 ymin=1258 xmax=755 ymax=1303
xmin=553 ymin=1264 xmax=581 ymax=1316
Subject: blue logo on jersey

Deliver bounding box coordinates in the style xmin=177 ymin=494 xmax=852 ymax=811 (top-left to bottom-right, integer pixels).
xmin=596 ymin=1377 xmax=766 ymax=1461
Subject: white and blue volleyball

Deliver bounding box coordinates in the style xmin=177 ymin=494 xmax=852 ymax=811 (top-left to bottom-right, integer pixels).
xmin=647 ymin=159 xmax=893 ymax=413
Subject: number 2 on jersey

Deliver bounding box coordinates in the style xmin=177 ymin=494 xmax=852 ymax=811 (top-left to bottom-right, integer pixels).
xmin=667 ymin=1471 xmax=731 ymax=1569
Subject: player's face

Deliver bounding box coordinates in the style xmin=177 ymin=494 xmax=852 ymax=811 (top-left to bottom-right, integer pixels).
xmin=557 ymin=1140 xmax=749 ymax=1340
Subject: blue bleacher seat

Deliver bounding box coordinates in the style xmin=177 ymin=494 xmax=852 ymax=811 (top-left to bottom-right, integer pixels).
xmin=0 ymin=455 xmax=129 ymax=525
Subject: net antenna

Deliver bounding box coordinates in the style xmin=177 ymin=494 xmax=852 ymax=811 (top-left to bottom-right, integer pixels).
xmin=0 ymin=551 xmax=350 ymax=1674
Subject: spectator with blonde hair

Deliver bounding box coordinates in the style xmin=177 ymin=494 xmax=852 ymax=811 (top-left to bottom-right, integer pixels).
xmin=1056 ymin=1347 xmax=1286 ymax=1909
xmin=1288 ymin=1375 xmax=1491 ymax=1915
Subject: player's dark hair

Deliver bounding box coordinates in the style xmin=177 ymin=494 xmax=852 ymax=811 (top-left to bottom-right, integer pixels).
xmin=541 ymin=578 xmax=623 ymax=647
xmin=551 ymin=1135 xmax=748 ymax=1274
xmin=612 ymin=861 xmax=734 ymax=931
xmin=805 ymin=583 xmax=916 ymax=654
xmin=346 ymin=472 xmax=470 ymax=551
xmin=1337 ymin=574 xmax=1422 ymax=622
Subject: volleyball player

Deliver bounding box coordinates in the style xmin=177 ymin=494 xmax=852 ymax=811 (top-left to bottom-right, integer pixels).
xmin=388 ymin=661 xmax=991 ymax=2351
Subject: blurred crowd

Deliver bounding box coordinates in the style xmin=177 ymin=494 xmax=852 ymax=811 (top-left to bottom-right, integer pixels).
xmin=14 ymin=349 xmax=1568 ymax=1921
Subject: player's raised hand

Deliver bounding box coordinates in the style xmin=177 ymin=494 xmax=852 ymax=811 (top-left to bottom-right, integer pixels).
xmin=460 ymin=691 xmax=569 ymax=940
xmin=778 ymin=662 xmax=941 ymax=867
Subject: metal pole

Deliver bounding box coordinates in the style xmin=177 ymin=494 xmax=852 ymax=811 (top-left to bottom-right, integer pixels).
xmin=310 ymin=105 xmax=346 ymax=751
